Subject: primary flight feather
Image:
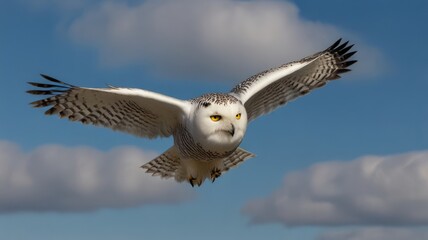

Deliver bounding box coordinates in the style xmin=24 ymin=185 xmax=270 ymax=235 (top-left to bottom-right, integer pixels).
xmin=28 ymin=39 xmax=357 ymax=186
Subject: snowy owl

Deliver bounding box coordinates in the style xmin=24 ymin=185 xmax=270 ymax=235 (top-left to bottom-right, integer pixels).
xmin=28 ymin=39 xmax=356 ymax=186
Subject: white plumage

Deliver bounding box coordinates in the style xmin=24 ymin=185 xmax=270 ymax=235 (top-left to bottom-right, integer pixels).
xmin=28 ymin=39 xmax=356 ymax=186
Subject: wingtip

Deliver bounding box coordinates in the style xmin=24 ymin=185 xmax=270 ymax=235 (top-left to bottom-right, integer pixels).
xmin=40 ymin=73 xmax=54 ymax=81
xmin=26 ymin=90 xmax=47 ymax=95
xmin=335 ymin=41 xmax=350 ymax=52
xmin=336 ymin=68 xmax=352 ymax=74
xmin=342 ymin=60 xmax=358 ymax=68
xmin=329 ymin=39 xmax=358 ymax=69
xmin=38 ymin=74 xmax=76 ymax=87
xmin=342 ymin=51 xmax=357 ymax=60
xmin=335 ymin=38 xmax=342 ymax=44
xmin=338 ymin=44 xmax=354 ymax=55
xmin=40 ymin=73 xmax=58 ymax=82
xmin=328 ymin=38 xmax=342 ymax=51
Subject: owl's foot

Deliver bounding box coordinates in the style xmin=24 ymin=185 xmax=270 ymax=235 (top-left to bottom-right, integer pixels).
xmin=188 ymin=176 xmax=196 ymax=187
xmin=210 ymin=168 xmax=222 ymax=183
xmin=188 ymin=176 xmax=202 ymax=187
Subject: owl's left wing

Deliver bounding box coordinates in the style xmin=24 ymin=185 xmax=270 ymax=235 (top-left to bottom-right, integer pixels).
xmin=230 ymin=39 xmax=357 ymax=122
xmin=28 ymin=74 xmax=191 ymax=138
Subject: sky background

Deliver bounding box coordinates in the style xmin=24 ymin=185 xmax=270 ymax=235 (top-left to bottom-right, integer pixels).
xmin=1 ymin=0 xmax=428 ymax=239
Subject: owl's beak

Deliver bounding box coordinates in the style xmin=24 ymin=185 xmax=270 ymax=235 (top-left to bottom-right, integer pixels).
xmin=228 ymin=124 xmax=235 ymax=137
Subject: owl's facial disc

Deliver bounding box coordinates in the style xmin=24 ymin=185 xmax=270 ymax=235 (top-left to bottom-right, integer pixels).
xmin=191 ymin=101 xmax=248 ymax=152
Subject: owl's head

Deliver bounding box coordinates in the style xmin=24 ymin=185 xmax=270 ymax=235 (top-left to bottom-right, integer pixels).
xmin=189 ymin=94 xmax=247 ymax=154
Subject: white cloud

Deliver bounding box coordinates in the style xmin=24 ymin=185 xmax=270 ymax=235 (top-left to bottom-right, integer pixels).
xmin=317 ymin=227 xmax=428 ymax=240
xmin=0 ymin=140 xmax=193 ymax=213
xmin=68 ymin=0 xmax=344 ymax=82
xmin=242 ymin=150 xmax=428 ymax=226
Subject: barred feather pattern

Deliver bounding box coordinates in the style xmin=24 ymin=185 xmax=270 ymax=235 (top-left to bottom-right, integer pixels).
xmin=174 ymin=125 xmax=236 ymax=161
xmin=141 ymin=147 xmax=254 ymax=180
xmin=142 ymin=147 xmax=181 ymax=178
xmin=27 ymin=75 xmax=184 ymax=138
xmin=231 ymin=39 xmax=357 ymax=121
xmin=190 ymin=93 xmax=241 ymax=108
xmin=223 ymin=148 xmax=255 ymax=171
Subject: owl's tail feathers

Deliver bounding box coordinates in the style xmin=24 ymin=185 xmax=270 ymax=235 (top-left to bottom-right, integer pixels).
xmin=141 ymin=147 xmax=255 ymax=186
xmin=141 ymin=146 xmax=180 ymax=178
xmin=222 ymin=148 xmax=255 ymax=173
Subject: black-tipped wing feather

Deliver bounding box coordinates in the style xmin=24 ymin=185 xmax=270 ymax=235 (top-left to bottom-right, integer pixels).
xmin=231 ymin=39 xmax=357 ymax=121
xmin=28 ymin=75 xmax=190 ymax=138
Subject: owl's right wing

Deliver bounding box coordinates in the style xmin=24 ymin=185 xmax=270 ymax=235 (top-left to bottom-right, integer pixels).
xmin=230 ymin=39 xmax=356 ymax=122
xmin=28 ymin=74 xmax=191 ymax=138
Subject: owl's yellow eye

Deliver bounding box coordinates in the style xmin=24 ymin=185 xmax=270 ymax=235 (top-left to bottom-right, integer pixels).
xmin=235 ymin=113 xmax=241 ymax=120
xmin=210 ymin=115 xmax=222 ymax=122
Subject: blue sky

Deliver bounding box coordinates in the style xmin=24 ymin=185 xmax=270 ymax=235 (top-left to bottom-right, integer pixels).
xmin=1 ymin=0 xmax=428 ymax=239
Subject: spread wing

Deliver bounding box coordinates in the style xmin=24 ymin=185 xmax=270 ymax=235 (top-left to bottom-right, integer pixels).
xmin=230 ymin=39 xmax=357 ymax=121
xmin=27 ymin=74 xmax=191 ymax=138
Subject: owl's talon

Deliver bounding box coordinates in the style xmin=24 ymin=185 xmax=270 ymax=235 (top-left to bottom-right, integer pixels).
xmin=188 ymin=176 xmax=196 ymax=187
xmin=210 ymin=168 xmax=222 ymax=183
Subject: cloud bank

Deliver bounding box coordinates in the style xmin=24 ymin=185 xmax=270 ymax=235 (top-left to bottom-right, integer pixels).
xmin=242 ymin=150 xmax=428 ymax=226
xmin=0 ymin=140 xmax=192 ymax=213
xmin=68 ymin=0 xmax=341 ymax=81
